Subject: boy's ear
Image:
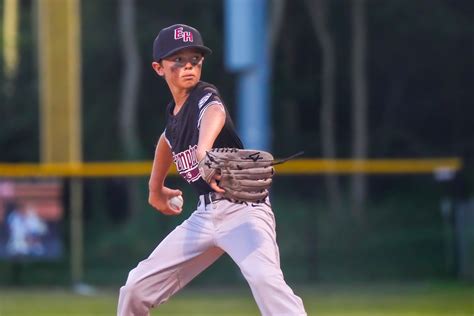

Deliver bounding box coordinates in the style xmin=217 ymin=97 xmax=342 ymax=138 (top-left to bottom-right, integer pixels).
xmin=152 ymin=61 xmax=164 ymax=76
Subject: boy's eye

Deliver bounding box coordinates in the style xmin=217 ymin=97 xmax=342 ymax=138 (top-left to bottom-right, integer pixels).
xmin=167 ymin=54 xmax=202 ymax=66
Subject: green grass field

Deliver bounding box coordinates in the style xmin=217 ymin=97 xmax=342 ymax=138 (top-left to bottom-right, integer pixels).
xmin=0 ymin=281 xmax=472 ymax=315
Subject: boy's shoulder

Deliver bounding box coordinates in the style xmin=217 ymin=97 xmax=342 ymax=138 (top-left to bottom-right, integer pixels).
xmin=193 ymin=81 xmax=223 ymax=109
xmin=195 ymin=81 xmax=220 ymax=96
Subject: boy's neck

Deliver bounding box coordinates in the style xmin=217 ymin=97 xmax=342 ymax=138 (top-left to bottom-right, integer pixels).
xmin=171 ymin=86 xmax=194 ymax=108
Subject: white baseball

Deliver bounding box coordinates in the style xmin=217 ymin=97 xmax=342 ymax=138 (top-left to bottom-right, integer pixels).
xmin=169 ymin=195 xmax=184 ymax=211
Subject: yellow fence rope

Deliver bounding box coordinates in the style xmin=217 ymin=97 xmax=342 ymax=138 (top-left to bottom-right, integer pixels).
xmin=0 ymin=158 xmax=462 ymax=177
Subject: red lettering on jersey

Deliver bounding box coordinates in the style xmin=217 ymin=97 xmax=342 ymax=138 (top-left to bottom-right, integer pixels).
xmin=172 ymin=145 xmax=201 ymax=183
xmin=175 ymin=152 xmax=184 ymax=171
xmin=185 ymin=151 xmax=193 ymax=169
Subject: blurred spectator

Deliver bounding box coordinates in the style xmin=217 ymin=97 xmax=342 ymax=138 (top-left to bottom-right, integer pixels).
xmin=6 ymin=202 xmax=48 ymax=257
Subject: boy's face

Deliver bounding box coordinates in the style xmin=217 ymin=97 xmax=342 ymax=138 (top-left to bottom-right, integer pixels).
xmin=152 ymin=48 xmax=204 ymax=90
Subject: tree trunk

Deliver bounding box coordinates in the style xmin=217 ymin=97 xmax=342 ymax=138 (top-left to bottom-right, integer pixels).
xmin=118 ymin=0 xmax=142 ymax=215
xmin=305 ymin=0 xmax=342 ymax=213
xmin=3 ymin=0 xmax=20 ymax=98
xmin=118 ymin=0 xmax=141 ymax=159
xmin=268 ymin=0 xmax=286 ymax=66
xmin=280 ymin=15 xmax=300 ymax=154
xmin=351 ymin=0 xmax=369 ymax=221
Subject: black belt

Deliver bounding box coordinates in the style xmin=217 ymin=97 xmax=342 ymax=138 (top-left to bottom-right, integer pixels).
xmin=203 ymin=192 xmax=221 ymax=206
xmin=200 ymin=192 xmax=267 ymax=207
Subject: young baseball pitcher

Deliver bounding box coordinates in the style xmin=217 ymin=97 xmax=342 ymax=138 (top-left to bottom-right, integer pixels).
xmin=117 ymin=24 xmax=306 ymax=316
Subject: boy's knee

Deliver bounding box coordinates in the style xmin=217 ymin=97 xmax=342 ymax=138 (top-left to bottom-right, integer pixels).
xmin=119 ymin=281 xmax=140 ymax=302
xmin=118 ymin=280 xmax=152 ymax=315
xmin=246 ymin=267 xmax=282 ymax=290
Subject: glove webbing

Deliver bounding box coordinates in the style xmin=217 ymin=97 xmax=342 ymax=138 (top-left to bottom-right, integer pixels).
xmin=205 ymin=149 xmax=304 ymax=165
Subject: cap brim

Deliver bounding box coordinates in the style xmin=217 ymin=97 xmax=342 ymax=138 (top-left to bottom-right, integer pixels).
xmin=159 ymin=45 xmax=212 ymax=60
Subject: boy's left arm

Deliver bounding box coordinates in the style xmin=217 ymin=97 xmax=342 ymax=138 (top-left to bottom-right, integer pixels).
xmin=197 ymin=103 xmax=226 ymax=193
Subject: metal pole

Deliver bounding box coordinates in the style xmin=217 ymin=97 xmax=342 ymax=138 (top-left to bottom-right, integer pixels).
xmin=70 ymin=178 xmax=84 ymax=284
xmin=37 ymin=0 xmax=84 ymax=287
xmin=225 ymin=0 xmax=270 ymax=150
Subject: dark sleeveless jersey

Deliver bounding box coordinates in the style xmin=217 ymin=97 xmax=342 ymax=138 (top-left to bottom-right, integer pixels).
xmin=163 ymin=81 xmax=243 ymax=195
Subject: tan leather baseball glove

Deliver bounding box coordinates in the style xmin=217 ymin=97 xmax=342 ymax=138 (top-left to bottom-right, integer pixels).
xmin=198 ymin=148 xmax=275 ymax=203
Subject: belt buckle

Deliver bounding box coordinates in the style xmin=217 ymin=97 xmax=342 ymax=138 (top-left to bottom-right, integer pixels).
xmin=205 ymin=192 xmax=221 ymax=206
xmin=204 ymin=192 xmax=212 ymax=206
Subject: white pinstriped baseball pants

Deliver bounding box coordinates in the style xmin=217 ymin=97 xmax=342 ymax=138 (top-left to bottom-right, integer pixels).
xmin=117 ymin=195 xmax=306 ymax=316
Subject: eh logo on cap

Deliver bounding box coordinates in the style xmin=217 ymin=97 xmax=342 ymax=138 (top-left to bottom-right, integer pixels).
xmin=174 ymin=27 xmax=193 ymax=43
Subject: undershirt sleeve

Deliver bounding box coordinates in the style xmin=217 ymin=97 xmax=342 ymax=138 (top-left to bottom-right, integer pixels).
xmin=162 ymin=129 xmax=172 ymax=149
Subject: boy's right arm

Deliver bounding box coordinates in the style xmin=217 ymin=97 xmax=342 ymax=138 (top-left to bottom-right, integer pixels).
xmin=148 ymin=133 xmax=183 ymax=215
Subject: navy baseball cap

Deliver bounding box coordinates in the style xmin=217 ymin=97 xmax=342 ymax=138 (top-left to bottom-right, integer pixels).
xmin=153 ymin=24 xmax=212 ymax=61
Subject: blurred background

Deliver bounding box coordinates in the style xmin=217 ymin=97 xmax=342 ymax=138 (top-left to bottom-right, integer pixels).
xmin=0 ymin=0 xmax=473 ymax=315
